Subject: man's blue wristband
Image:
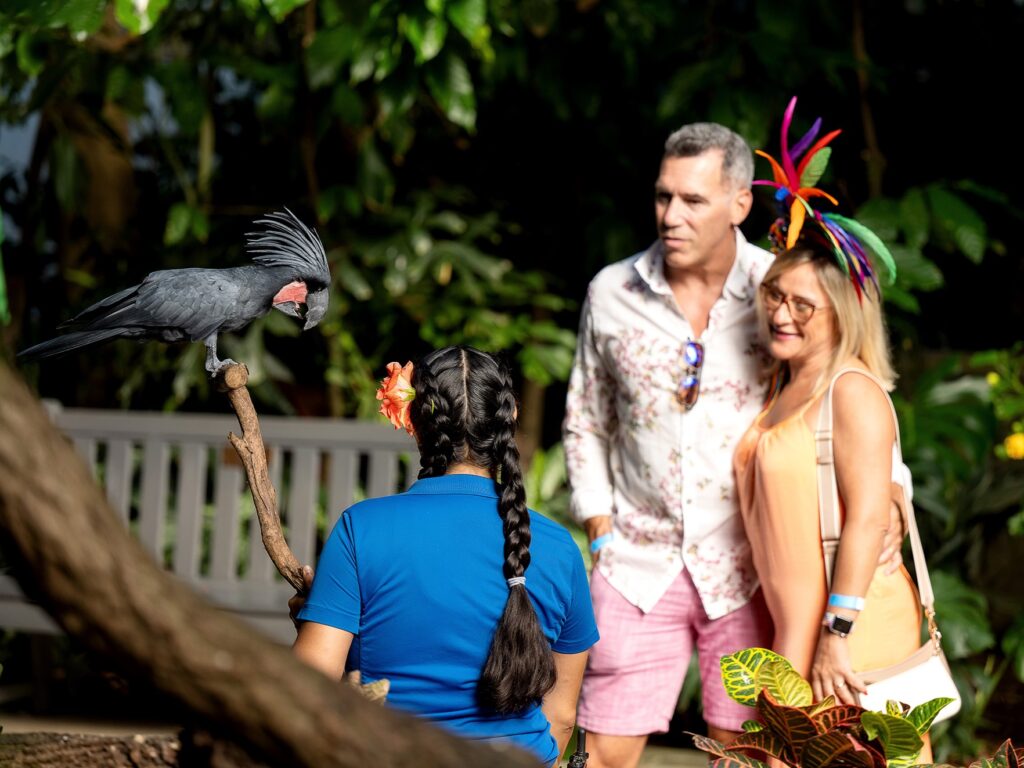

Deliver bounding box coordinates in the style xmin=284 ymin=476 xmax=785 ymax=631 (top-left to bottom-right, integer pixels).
xmin=828 ymin=593 xmax=865 ymax=611
xmin=590 ymin=533 xmax=614 ymax=554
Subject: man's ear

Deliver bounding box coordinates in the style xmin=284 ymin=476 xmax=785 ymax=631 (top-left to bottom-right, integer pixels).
xmin=731 ymin=186 xmax=754 ymax=226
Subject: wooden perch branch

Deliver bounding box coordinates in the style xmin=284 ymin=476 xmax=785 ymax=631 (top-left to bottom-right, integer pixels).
xmin=215 ymin=364 xmax=305 ymax=593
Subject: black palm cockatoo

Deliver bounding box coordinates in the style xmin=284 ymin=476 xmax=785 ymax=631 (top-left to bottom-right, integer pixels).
xmin=18 ymin=209 xmax=330 ymax=375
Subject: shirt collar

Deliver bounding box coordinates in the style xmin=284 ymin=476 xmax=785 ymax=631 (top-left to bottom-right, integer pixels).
xmin=405 ymin=473 xmax=498 ymax=498
xmin=634 ymin=227 xmax=759 ymax=302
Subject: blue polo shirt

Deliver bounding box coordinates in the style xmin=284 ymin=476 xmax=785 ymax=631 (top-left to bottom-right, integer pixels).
xmin=298 ymin=473 xmax=598 ymax=764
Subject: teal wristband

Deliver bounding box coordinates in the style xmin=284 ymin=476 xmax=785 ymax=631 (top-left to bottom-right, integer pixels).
xmin=590 ymin=533 xmax=614 ymax=554
xmin=828 ymin=593 xmax=865 ymax=611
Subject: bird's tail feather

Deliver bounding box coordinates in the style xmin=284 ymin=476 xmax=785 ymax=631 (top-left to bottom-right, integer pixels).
xmin=58 ymin=285 xmax=138 ymax=329
xmin=17 ymin=328 xmax=125 ymax=362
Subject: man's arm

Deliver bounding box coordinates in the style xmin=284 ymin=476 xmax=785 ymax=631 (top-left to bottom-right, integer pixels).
xmin=562 ymin=299 xmax=618 ymax=561
xmin=879 ymin=447 xmax=913 ymax=573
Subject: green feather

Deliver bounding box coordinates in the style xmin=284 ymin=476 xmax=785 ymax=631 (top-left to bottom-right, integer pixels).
xmin=799 ymin=147 xmax=832 ymax=188
xmin=828 ymin=213 xmax=897 ymax=283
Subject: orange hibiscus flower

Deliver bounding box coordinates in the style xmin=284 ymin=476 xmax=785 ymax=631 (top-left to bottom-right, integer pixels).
xmin=376 ymin=361 xmax=416 ymax=435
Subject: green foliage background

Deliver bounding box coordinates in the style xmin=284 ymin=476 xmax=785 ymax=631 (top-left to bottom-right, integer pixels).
xmin=0 ymin=0 xmax=1022 ymax=758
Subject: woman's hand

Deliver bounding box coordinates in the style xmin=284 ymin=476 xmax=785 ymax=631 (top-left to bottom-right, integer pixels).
xmin=810 ymin=630 xmax=867 ymax=706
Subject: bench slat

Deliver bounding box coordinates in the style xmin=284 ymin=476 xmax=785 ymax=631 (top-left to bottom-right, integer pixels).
xmin=173 ymin=443 xmax=208 ymax=578
xmin=138 ymin=439 xmax=169 ymax=559
xmin=210 ymin=457 xmax=242 ymax=581
xmin=73 ymin=437 xmax=98 ymax=480
xmin=327 ymin=448 xmax=357 ymax=534
xmin=367 ymin=450 xmax=399 ymax=499
xmin=105 ymin=439 xmax=134 ymax=523
xmin=287 ymin=448 xmax=319 ymax=569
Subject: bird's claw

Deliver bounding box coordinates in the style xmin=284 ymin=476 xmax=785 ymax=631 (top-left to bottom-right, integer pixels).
xmin=206 ymin=358 xmax=240 ymax=377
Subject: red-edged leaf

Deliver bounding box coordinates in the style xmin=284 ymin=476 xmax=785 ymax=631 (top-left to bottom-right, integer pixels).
xmin=813 ymin=704 xmax=865 ymax=732
xmin=692 ymin=734 xmax=732 ymax=758
xmin=709 ymin=756 xmax=771 ymax=768
xmin=730 ymin=730 xmax=786 ymax=758
xmin=757 ymin=690 xmax=818 ymax=757
xmin=806 ymin=695 xmax=837 ymax=717
xmin=973 ymin=740 xmax=1021 ymax=768
xmin=998 ymin=740 xmax=1020 ymax=768
xmin=802 ymin=732 xmax=877 ymax=768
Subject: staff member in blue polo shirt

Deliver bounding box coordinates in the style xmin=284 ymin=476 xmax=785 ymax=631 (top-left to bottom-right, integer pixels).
xmin=293 ymin=345 xmax=599 ymax=766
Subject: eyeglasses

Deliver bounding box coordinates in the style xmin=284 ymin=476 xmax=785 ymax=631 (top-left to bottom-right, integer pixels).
xmin=676 ymin=340 xmax=704 ymax=410
xmin=760 ymin=285 xmax=826 ymax=324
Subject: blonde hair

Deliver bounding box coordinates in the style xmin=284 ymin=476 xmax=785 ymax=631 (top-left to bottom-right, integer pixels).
xmin=758 ymin=244 xmax=896 ymax=394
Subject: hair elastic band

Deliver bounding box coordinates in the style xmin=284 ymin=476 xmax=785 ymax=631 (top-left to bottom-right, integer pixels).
xmin=590 ymin=533 xmax=614 ymax=554
xmin=828 ymin=593 xmax=865 ymax=611
xmin=507 ymin=576 xmax=526 ymax=588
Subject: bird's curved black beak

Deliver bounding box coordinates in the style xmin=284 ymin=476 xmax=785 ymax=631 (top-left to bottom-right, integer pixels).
xmin=302 ymin=287 xmax=329 ymax=330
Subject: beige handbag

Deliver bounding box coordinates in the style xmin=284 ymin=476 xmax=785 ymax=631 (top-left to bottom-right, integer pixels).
xmin=815 ymin=368 xmax=961 ymax=722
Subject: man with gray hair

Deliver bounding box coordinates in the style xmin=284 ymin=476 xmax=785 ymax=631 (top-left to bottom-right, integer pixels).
xmin=562 ymin=122 xmax=774 ymax=766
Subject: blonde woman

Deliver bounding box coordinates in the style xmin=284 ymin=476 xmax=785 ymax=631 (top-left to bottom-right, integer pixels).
xmin=732 ymin=239 xmax=931 ymax=759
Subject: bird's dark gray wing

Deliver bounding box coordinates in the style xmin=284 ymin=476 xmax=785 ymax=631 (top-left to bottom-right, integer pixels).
xmin=130 ymin=269 xmax=249 ymax=341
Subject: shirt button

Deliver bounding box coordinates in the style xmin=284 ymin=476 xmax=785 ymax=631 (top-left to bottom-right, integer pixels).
xmin=687 ymin=545 xmax=698 ymax=556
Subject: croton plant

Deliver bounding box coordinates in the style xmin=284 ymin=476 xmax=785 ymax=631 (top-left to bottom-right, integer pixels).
xmin=690 ymin=647 xmax=1014 ymax=768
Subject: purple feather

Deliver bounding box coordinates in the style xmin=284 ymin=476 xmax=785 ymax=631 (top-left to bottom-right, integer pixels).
xmin=790 ymin=118 xmax=822 ymax=164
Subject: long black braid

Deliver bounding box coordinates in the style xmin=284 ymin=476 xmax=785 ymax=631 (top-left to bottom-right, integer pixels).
xmin=409 ymin=345 xmax=556 ymax=714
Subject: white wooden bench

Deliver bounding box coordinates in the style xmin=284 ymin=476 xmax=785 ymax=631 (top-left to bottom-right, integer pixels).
xmin=0 ymin=402 xmax=413 ymax=643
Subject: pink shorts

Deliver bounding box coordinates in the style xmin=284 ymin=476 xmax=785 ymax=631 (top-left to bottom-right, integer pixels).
xmin=577 ymin=568 xmax=772 ymax=734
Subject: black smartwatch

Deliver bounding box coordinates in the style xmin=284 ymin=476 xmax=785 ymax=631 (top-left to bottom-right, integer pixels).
xmin=824 ymin=611 xmax=855 ymax=638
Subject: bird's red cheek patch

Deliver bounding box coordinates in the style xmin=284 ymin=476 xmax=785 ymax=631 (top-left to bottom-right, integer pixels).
xmin=272 ymin=281 xmax=308 ymax=305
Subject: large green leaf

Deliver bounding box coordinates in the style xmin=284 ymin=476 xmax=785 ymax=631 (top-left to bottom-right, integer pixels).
xmin=756 ymin=659 xmax=812 ymax=707
xmin=114 ymin=0 xmax=170 ymax=34
xmin=926 ymin=185 xmax=987 ymax=263
xmin=889 ymin=245 xmax=943 ymax=292
xmin=261 ymin=0 xmax=310 ymax=22
xmin=447 ymin=0 xmax=489 ymax=51
xmin=1001 ymin=615 xmax=1024 ymax=683
xmin=305 ymin=26 xmax=358 ymax=90
xmin=899 ymin=188 xmax=930 ymax=250
xmin=425 ymin=53 xmax=476 ymax=130
xmin=906 ymin=697 xmax=957 ymax=735
xmin=404 ymin=13 xmax=447 ymax=63
xmin=930 ymin=570 xmax=995 ymax=658
xmin=720 ymin=647 xmax=792 ymax=706
xmin=860 ymin=712 xmax=923 ymax=760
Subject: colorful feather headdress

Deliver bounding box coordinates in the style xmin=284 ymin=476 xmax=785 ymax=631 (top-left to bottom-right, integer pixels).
xmin=755 ymin=96 xmax=896 ymax=301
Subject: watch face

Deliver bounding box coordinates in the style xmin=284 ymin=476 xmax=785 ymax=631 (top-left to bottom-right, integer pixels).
xmin=832 ymin=616 xmax=854 ymax=635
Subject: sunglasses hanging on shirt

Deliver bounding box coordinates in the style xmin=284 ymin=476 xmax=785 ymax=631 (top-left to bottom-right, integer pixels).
xmin=676 ymin=339 xmax=705 ymax=410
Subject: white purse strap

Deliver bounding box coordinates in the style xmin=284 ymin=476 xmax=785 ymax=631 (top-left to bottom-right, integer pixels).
xmin=814 ymin=368 xmax=937 ymax=619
